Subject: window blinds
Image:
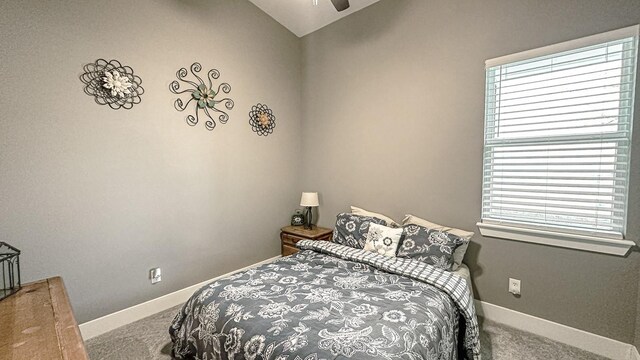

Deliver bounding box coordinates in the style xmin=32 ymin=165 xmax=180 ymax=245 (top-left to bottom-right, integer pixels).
xmin=482 ymin=26 xmax=638 ymax=239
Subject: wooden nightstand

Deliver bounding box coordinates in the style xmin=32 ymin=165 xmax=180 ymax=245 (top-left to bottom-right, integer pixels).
xmin=280 ymin=225 xmax=333 ymax=256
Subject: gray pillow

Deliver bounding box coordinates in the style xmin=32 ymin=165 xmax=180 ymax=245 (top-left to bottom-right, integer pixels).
xmin=402 ymin=214 xmax=474 ymax=271
xmin=332 ymin=213 xmax=388 ymax=249
xmin=397 ymin=224 xmax=469 ymax=271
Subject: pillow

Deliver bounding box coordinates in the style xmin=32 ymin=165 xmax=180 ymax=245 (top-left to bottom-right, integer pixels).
xmin=403 ymin=214 xmax=474 ymax=270
xmin=351 ymin=206 xmax=400 ymax=227
xmin=397 ymin=224 xmax=469 ymax=271
xmin=363 ymin=223 xmax=403 ymax=257
xmin=333 ymin=213 xmax=388 ymax=249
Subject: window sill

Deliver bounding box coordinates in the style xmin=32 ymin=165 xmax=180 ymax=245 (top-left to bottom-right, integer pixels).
xmin=476 ymin=222 xmax=635 ymax=256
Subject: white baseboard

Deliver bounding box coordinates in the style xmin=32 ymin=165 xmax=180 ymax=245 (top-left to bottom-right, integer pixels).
xmin=475 ymin=300 xmax=635 ymax=360
xmin=79 ymin=257 xmax=636 ymax=360
xmin=80 ymin=255 xmax=281 ymax=340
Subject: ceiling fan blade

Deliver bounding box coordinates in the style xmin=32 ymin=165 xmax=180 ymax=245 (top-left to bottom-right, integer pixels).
xmin=330 ymin=0 xmax=350 ymax=12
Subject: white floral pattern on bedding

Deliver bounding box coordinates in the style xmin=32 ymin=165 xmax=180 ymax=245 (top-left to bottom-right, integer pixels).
xmin=332 ymin=212 xmax=389 ymax=248
xmin=170 ymin=241 xmax=481 ymax=360
xmin=398 ymin=224 xmax=469 ymax=271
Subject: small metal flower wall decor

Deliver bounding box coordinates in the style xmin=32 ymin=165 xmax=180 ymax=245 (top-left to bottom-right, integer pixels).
xmin=249 ymin=103 xmax=276 ymax=136
xmin=80 ymin=59 xmax=144 ymax=110
xmin=169 ymin=63 xmax=234 ymax=131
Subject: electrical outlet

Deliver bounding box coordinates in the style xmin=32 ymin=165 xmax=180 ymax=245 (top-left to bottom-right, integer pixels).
xmin=150 ymin=268 xmax=162 ymax=284
xmin=509 ymin=278 xmax=521 ymax=295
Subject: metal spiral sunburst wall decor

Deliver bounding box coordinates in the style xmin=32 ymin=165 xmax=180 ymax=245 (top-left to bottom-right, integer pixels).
xmin=169 ymin=63 xmax=234 ymax=131
xmin=80 ymin=59 xmax=144 ymax=110
xmin=249 ymin=103 xmax=276 ymax=136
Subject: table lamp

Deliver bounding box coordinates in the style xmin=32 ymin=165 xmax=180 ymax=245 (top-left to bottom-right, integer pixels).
xmin=300 ymin=192 xmax=319 ymax=229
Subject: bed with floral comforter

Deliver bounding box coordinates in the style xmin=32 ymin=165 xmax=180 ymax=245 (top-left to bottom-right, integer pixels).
xmin=170 ymin=240 xmax=481 ymax=360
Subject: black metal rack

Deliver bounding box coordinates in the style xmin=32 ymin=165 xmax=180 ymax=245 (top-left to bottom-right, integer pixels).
xmin=0 ymin=242 xmax=21 ymax=301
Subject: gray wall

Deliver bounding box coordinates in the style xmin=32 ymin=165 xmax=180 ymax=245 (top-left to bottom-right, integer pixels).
xmin=300 ymin=0 xmax=640 ymax=344
xmin=0 ymin=0 xmax=302 ymax=323
xmin=637 ymin=269 xmax=640 ymax=349
xmin=2 ymin=0 xmax=640 ymax=346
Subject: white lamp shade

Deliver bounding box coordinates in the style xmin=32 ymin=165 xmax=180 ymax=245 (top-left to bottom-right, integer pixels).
xmin=300 ymin=192 xmax=319 ymax=207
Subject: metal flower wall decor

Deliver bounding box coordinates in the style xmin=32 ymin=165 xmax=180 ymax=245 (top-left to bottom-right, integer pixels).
xmin=80 ymin=59 xmax=144 ymax=110
xmin=169 ymin=63 xmax=234 ymax=131
xmin=249 ymin=103 xmax=276 ymax=136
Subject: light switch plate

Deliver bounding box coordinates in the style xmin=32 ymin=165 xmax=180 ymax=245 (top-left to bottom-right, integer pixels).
xmin=150 ymin=268 xmax=162 ymax=284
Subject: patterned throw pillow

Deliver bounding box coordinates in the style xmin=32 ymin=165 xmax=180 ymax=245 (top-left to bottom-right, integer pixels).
xmin=333 ymin=213 xmax=388 ymax=249
xmin=363 ymin=223 xmax=403 ymax=257
xmin=402 ymin=214 xmax=474 ymax=271
xmin=397 ymin=224 xmax=469 ymax=271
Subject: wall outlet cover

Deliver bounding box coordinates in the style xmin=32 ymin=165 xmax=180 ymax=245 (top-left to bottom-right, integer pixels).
xmin=509 ymin=278 xmax=521 ymax=295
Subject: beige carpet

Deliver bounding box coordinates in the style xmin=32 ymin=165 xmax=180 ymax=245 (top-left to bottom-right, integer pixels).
xmin=85 ymin=305 xmax=609 ymax=360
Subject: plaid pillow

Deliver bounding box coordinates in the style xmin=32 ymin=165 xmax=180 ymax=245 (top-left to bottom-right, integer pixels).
xmin=397 ymin=224 xmax=469 ymax=271
xmin=332 ymin=213 xmax=388 ymax=249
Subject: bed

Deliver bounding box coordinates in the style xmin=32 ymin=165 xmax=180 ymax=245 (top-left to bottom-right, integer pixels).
xmin=170 ymin=240 xmax=481 ymax=359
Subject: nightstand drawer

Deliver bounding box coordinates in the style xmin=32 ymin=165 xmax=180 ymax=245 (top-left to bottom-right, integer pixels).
xmin=281 ymin=233 xmax=304 ymax=246
xmin=280 ymin=225 xmax=333 ymax=257
xmin=282 ymin=244 xmax=299 ymax=256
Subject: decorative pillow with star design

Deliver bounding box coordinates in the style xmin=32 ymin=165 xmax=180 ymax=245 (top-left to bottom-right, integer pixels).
xmin=363 ymin=223 xmax=403 ymax=257
xmin=397 ymin=224 xmax=469 ymax=271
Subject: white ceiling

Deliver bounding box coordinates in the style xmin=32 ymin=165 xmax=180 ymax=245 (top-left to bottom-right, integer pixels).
xmin=248 ymin=0 xmax=381 ymax=37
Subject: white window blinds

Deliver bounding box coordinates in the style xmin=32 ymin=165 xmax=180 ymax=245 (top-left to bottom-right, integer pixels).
xmin=482 ymin=26 xmax=638 ymax=239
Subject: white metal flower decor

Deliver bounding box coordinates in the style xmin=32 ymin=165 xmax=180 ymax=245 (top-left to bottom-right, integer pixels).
xmin=102 ymin=70 xmax=132 ymax=98
xmin=80 ymin=59 xmax=144 ymax=110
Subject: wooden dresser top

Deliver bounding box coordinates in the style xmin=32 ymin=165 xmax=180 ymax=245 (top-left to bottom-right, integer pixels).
xmin=0 ymin=277 xmax=88 ymax=360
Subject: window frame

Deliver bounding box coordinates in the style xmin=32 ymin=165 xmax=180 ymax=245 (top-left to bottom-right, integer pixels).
xmin=477 ymin=25 xmax=639 ymax=256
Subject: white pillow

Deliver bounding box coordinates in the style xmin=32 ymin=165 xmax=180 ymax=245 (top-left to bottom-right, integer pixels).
xmin=351 ymin=206 xmax=400 ymax=227
xmin=363 ymin=223 xmax=403 ymax=257
xmin=402 ymin=214 xmax=474 ymax=270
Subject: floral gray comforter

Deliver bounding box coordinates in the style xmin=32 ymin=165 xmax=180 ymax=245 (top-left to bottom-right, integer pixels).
xmin=170 ymin=240 xmax=481 ymax=360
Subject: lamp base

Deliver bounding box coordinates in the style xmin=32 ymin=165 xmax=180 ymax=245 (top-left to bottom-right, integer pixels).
xmin=304 ymin=207 xmax=313 ymax=229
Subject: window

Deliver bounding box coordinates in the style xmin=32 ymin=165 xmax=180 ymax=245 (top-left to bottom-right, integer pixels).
xmin=477 ymin=26 xmax=638 ymax=256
